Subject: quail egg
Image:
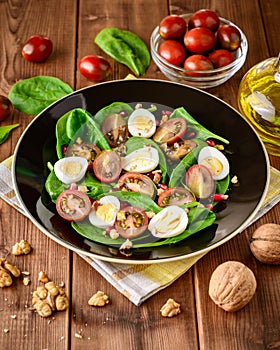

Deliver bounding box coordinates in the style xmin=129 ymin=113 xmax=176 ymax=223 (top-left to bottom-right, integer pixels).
xmin=198 ymin=146 xmax=230 ymax=180
xmin=54 ymin=156 xmax=88 ymax=184
xmin=89 ymin=195 xmax=121 ymax=229
xmin=128 ymin=108 xmax=156 ymax=138
xmin=122 ymin=146 xmax=159 ymax=173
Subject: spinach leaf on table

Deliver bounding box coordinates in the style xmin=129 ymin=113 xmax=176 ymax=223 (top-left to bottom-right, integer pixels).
xmin=94 ymin=28 xmax=150 ymax=76
xmin=8 ymin=76 xmax=73 ymax=115
xmin=0 ymin=124 xmax=20 ymax=145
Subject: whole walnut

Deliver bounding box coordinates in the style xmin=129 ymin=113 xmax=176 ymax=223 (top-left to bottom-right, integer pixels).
xmin=209 ymin=261 xmax=257 ymax=312
xmin=250 ymin=223 xmax=280 ymax=265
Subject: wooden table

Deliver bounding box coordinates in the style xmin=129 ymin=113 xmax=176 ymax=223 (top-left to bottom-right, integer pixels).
xmin=1 ymin=1 xmax=279 ymax=349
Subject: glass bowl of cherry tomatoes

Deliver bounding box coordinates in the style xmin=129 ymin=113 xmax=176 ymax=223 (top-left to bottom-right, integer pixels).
xmin=150 ymin=10 xmax=248 ymax=89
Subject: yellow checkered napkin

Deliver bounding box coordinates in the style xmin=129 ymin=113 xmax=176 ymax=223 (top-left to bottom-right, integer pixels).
xmin=1 ymin=156 xmax=279 ymax=305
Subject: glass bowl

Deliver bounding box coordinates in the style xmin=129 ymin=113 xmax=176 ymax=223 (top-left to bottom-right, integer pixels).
xmin=150 ymin=14 xmax=248 ymax=89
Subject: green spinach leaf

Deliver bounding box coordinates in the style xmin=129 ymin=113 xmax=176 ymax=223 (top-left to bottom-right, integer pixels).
xmin=93 ymin=102 xmax=134 ymax=126
xmin=8 ymin=76 xmax=73 ymax=115
xmin=0 ymin=124 xmax=20 ymax=145
xmin=94 ymin=28 xmax=150 ymax=76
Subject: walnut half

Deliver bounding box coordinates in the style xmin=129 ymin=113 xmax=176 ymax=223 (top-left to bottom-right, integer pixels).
xmin=12 ymin=240 xmax=32 ymax=256
xmin=160 ymin=298 xmax=181 ymax=317
xmin=88 ymin=291 xmax=110 ymax=307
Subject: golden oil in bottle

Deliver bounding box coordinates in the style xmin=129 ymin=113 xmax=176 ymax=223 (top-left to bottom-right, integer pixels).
xmin=237 ymin=54 xmax=280 ymax=156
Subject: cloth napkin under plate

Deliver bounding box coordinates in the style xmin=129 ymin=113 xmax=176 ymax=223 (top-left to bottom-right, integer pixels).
xmin=1 ymin=156 xmax=280 ymax=306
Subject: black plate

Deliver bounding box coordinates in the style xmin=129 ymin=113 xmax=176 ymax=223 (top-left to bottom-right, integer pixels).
xmin=12 ymin=79 xmax=269 ymax=263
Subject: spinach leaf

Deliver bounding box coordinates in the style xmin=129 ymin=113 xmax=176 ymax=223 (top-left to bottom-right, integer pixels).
xmin=170 ymin=107 xmax=229 ymax=144
xmin=94 ymin=28 xmax=150 ymax=76
xmin=0 ymin=124 xmax=19 ymax=145
xmin=8 ymin=76 xmax=73 ymax=115
xmin=215 ymin=174 xmax=230 ymax=194
xmin=125 ymin=136 xmax=168 ymax=182
xmin=45 ymin=170 xmax=68 ymax=202
xmin=93 ymin=102 xmax=134 ymax=126
xmin=83 ymin=172 xmax=112 ymax=199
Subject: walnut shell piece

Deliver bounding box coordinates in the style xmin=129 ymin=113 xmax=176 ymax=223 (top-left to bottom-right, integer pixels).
xmin=208 ymin=261 xmax=257 ymax=312
xmin=250 ymin=223 xmax=280 ymax=265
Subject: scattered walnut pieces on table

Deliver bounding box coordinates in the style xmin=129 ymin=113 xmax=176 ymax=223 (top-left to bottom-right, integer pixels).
xmin=88 ymin=291 xmax=110 ymax=307
xmin=208 ymin=261 xmax=257 ymax=312
xmin=12 ymin=240 xmax=32 ymax=256
xmin=0 ymin=258 xmax=21 ymax=288
xmin=160 ymin=298 xmax=181 ymax=317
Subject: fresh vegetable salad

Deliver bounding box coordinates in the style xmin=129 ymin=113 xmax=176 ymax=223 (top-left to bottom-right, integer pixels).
xmin=45 ymin=102 xmax=231 ymax=255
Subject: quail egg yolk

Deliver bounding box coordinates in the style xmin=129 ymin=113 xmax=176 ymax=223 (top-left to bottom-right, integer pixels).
xmin=60 ymin=161 xmax=83 ymax=177
xmin=200 ymin=156 xmax=223 ymax=176
xmin=96 ymin=203 xmax=116 ymax=222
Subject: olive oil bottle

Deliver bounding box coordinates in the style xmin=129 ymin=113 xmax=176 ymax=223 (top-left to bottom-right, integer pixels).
xmin=237 ymin=54 xmax=280 ymax=156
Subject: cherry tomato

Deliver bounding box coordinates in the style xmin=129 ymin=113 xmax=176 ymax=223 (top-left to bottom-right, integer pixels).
xmin=164 ymin=139 xmax=197 ymax=160
xmin=208 ymin=49 xmax=234 ymax=68
xmin=78 ymin=55 xmax=112 ymax=81
xmin=101 ymin=113 xmax=129 ymax=147
xmin=158 ymin=40 xmax=185 ymax=66
xmin=153 ymin=118 xmax=187 ymax=144
xmin=93 ymin=150 xmax=122 ymax=183
xmin=118 ymin=172 xmax=156 ymax=198
xmin=0 ymin=95 xmax=14 ymax=122
xmin=188 ymin=9 xmax=220 ymax=32
xmin=66 ymin=141 xmax=101 ymax=167
xmin=22 ymin=35 xmax=53 ymax=62
xmin=159 ymin=15 xmax=187 ymax=39
xmin=56 ymin=189 xmax=91 ymax=222
xmin=217 ymin=25 xmax=242 ymax=51
xmin=157 ymin=187 xmax=195 ymax=207
xmin=185 ymin=164 xmax=214 ymax=199
xmin=115 ymin=206 xmax=148 ymax=238
xmin=183 ymin=55 xmax=214 ymax=76
xmin=184 ymin=27 xmax=216 ymax=54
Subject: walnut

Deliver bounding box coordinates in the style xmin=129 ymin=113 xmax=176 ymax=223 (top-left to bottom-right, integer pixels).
xmin=0 ymin=268 xmax=13 ymax=288
xmin=56 ymin=295 xmax=69 ymax=311
xmin=88 ymin=291 xmax=110 ymax=307
xmin=12 ymin=240 xmax=32 ymax=256
xmin=250 ymin=223 xmax=280 ymax=265
xmin=45 ymin=281 xmax=59 ymax=296
xmin=0 ymin=258 xmax=21 ymax=287
xmin=38 ymin=271 xmax=49 ymax=283
xmin=35 ymin=300 xmax=53 ymax=318
xmin=209 ymin=261 xmax=257 ymax=312
xmin=160 ymin=298 xmax=181 ymax=317
xmin=1 ymin=259 xmax=21 ymax=277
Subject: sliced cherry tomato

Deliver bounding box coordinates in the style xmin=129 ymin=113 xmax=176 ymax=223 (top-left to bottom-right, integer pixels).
xmin=153 ymin=118 xmax=187 ymax=145
xmin=159 ymin=15 xmax=187 ymax=39
xmin=101 ymin=113 xmax=129 ymax=147
xmin=158 ymin=40 xmax=186 ymax=66
xmin=78 ymin=55 xmax=112 ymax=81
xmin=115 ymin=206 xmax=148 ymax=238
xmin=0 ymin=95 xmax=14 ymax=122
xmin=217 ymin=25 xmax=242 ymax=51
xmin=56 ymin=189 xmax=91 ymax=222
xmin=183 ymin=54 xmax=214 ymax=76
xmin=157 ymin=187 xmax=195 ymax=207
xmin=118 ymin=172 xmax=156 ymax=198
xmin=184 ymin=27 xmax=216 ymax=54
xmin=66 ymin=141 xmax=101 ymax=167
xmin=185 ymin=164 xmax=214 ymax=199
xmin=208 ymin=49 xmax=234 ymax=68
xmin=93 ymin=150 xmax=122 ymax=183
xmin=164 ymin=139 xmax=197 ymax=160
xmin=188 ymin=9 xmax=220 ymax=32
xmin=22 ymin=35 xmax=53 ymax=62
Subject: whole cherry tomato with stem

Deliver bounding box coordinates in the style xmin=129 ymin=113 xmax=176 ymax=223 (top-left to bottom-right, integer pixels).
xmin=22 ymin=35 xmax=53 ymax=62
xmin=0 ymin=96 xmax=14 ymax=122
xmin=78 ymin=55 xmax=112 ymax=81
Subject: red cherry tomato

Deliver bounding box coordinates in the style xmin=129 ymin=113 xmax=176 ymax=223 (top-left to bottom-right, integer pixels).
xmin=118 ymin=172 xmax=156 ymax=198
xmin=184 ymin=27 xmax=216 ymax=54
xmin=157 ymin=187 xmax=195 ymax=207
xmin=115 ymin=206 xmax=148 ymax=238
xmin=217 ymin=25 xmax=242 ymax=51
xmin=164 ymin=139 xmax=197 ymax=160
xmin=185 ymin=164 xmax=214 ymax=199
xmin=101 ymin=114 xmax=129 ymax=147
xmin=208 ymin=49 xmax=234 ymax=68
xmin=188 ymin=9 xmax=220 ymax=32
xmin=183 ymin=55 xmax=214 ymax=76
xmin=159 ymin=15 xmax=187 ymax=39
xmin=153 ymin=118 xmax=187 ymax=145
xmin=158 ymin=40 xmax=185 ymax=66
xmin=56 ymin=189 xmax=91 ymax=222
xmin=93 ymin=150 xmax=122 ymax=183
xmin=0 ymin=95 xmax=14 ymax=122
xmin=22 ymin=35 xmax=53 ymax=62
xmin=78 ymin=55 xmax=112 ymax=81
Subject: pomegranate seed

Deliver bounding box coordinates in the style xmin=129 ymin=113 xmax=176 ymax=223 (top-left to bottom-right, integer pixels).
xmin=162 ymin=110 xmax=172 ymax=116
xmin=157 ymin=183 xmax=168 ymax=190
xmin=120 ymin=201 xmax=130 ymax=209
xmin=205 ymin=203 xmax=214 ymax=211
xmin=211 ymin=194 xmax=229 ymax=202
xmin=185 ymin=130 xmax=196 ymax=139
xmin=106 ymin=226 xmax=114 ymax=234
xmin=62 ymin=144 xmax=68 ymax=155
xmin=206 ymin=139 xmax=215 ymax=147
xmin=119 ymin=110 xmax=128 ymax=117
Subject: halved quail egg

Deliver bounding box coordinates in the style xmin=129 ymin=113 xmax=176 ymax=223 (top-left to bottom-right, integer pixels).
xmin=198 ymin=146 xmax=230 ymax=180
xmin=54 ymin=156 xmax=88 ymax=184
xmin=127 ymin=108 xmax=156 ymax=138
xmin=148 ymin=205 xmax=188 ymax=238
xmin=122 ymin=146 xmax=159 ymax=173
xmin=88 ymin=195 xmax=120 ymax=229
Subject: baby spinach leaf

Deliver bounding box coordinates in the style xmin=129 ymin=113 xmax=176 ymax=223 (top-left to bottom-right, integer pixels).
xmin=94 ymin=28 xmax=150 ymax=76
xmin=171 ymin=107 xmax=229 ymax=144
xmin=0 ymin=124 xmax=19 ymax=145
xmin=83 ymin=172 xmax=112 ymax=199
xmin=45 ymin=170 xmax=68 ymax=202
xmin=216 ymin=174 xmax=230 ymax=194
xmin=93 ymin=102 xmax=134 ymax=126
xmin=8 ymin=76 xmax=73 ymax=115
